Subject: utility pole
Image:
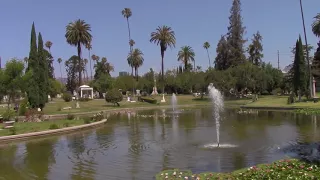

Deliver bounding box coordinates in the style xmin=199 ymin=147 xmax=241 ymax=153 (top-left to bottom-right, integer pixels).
xmin=277 ymin=50 xmax=280 ymax=70
xmin=299 ymin=0 xmax=313 ymax=98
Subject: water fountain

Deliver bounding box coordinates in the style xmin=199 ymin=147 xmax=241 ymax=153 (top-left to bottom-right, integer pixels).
xmin=171 ymin=93 xmax=177 ymax=112
xmin=208 ymin=83 xmax=224 ymax=148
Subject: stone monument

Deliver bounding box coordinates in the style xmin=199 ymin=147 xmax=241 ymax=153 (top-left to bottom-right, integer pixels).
xmin=151 ymin=73 xmax=158 ymax=95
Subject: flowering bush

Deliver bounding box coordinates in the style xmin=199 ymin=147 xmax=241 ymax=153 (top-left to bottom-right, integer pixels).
xmin=156 ymin=159 xmax=320 ymax=180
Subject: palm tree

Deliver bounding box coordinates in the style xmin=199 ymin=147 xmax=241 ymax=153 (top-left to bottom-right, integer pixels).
xmin=86 ymin=42 xmax=93 ymax=80
xmin=150 ymin=25 xmax=176 ymax=93
xmin=178 ymin=46 xmax=195 ymax=71
xmin=121 ymin=8 xmax=134 ymax=75
xmin=45 ymin=41 xmax=53 ymax=53
xmin=312 ymin=13 xmax=320 ymax=37
xmin=127 ymin=48 xmax=144 ymax=81
xmin=203 ymin=42 xmax=211 ymax=68
xmin=65 ymin=19 xmax=92 ymax=86
xmin=83 ymin=58 xmax=89 ymax=82
xmin=57 ymin=58 xmax=63 ymax=80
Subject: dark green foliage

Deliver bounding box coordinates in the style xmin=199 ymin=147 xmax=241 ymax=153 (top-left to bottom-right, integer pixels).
xmin=215 ymin=35 xmax=229 ymax=70
xmin=83 ymin=118 xmax=91 ymax=124
xmin=140 ymin=97 xmax=157 ymax=104
xmin=62 ymin=93 xmax=72 ymax=102
xmin=247 ymin=31 xmax=264 ymax=66
xmin=65 ymin=55 xmax=78 ymax=92
xmin=92 ymin=74 xmax=114 ymax=98
xmin=292 ymin=36 xmax=307 ymax=100
xmin=37 ymin=33 xmax=49 ymax=108
xmin=26 ymin=23 xmax=40 ymax=109
xmin=105 ymin=89 xmax=123 ymax=106
xmin=19 ymin=97 xmax=29 ymax=116
xmin=225 ymin=0 xmax=246 ymax=67
xmin=43 ymin=49 xmax=54 ymax=79
xmin=312 ymin=42 xmax=320 ymax=78
xmin=49 ymin=124 xmax=59 ymax=130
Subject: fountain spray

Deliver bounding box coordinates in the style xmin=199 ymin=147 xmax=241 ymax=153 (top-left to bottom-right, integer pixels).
xmin=208 ymin=83 xmax=224 ymax=148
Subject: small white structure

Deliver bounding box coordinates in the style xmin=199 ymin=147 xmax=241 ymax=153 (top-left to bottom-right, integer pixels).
xmin=79 ymin=85 xmax=94 ymax=99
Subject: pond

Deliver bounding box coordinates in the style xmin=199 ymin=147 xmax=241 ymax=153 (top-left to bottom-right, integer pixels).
xmin=0 ymin=108 xmax=319 ymax=180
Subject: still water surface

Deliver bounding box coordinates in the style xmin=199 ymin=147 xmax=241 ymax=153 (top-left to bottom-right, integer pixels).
xmin=0 ymin=108 xmax=319 ymax=180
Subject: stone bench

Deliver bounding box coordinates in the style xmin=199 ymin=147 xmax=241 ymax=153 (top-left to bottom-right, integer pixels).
xmin=3 ymin=121 xmax=15 ymax=129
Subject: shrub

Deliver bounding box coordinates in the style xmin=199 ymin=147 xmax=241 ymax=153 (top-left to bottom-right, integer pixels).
xmin=62 ymin=92 xmax=72 ymax=102
xmin=49 ymin=124 xmax=59 ymax=129
xmin=67 ymin=113 xmax=75 ymax=120
xmin=140 ymin=97 xmax=157 ymax=104
xmin=272 ymin=88 xmax=282 ymax=96
xmin=19 ymin=97 xmax=29 ymax=116
xmin=105 ymin=89 xmax=123 ymax=106
xmin=9 ymin=127 xmax=16 ymax=135
xmin=2 ymin=109 xmax=16 ymax=121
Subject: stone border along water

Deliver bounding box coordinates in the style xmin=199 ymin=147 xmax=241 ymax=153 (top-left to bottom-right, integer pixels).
xmin=0 ymin=119 xmax=108 ymax=144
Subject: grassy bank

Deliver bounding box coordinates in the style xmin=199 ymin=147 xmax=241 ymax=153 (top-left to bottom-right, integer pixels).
xmin=0 ymin=95 xmax=252 ymax=115
xmin=0 ymin=118 xmax=96 ymax=136
xmin=156 ymin=159 xmax=320 ymax=179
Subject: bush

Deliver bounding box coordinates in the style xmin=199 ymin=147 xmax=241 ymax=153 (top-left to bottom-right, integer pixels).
xmin=105 ymin=89 xmax=123 ymax=106
xmin=2 ymin=109 xmax=16 ymax=121
xmin=140 ymin=97 xmax=157 ymax=104
xmin=272 ymin=88 xmax=282 ymax=96
xmin=67 ymin=113 xmax=75 ymax=120
xmin=9 ymin=127 xmax=16 ymax=135
xmin=62 ymin=92 xmax=72 ymax=102
xmin=49 ymin=124 xmax=59 ymax=129
xmin=19 ymin=97 xmax=29 ymax=116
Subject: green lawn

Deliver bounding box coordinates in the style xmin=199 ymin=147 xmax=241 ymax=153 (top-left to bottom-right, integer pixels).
xmin=0 ymin=95 xmax=251 ymax=116
xmin=156 ymin=159 xmax=320 ymax=179
xmin=0 ymin=118 xmax=94 ymax=136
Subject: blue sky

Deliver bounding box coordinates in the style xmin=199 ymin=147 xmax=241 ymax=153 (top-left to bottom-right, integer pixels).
xmin=0 ymin=0 xmax=319 ymax=77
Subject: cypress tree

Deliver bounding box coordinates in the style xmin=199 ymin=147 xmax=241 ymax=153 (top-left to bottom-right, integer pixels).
xmin=225 ymin=0 xmax=246 ymax=67
xmin=292 ymin=36 xmax=307 ymax=101
xmin=37 ymin=32 xmax=49 ymax=108
xmin=26 ymin=23 xmax=40 ymax=108
xmin=215 ymin=35 xmax=229 ymax=70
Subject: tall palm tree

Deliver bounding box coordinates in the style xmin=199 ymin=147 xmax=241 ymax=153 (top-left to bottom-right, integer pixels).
xmin=150 ymin=25 xmax=176 ymax=93
xmin=65 ymin=19 xmax=92 ymax=86
xmin=57 ymin=58 xmax=63 ymax=80
xmin=86 ymin=42 xmax=93 ymax=80
xmin=83 ymin=58 xmax=89 ymax=82
xmin=178 ymin=46 xmax=195 ymax=71
xmin=312 ymin=13 xmax=320 ymax=37
xmin=127 ymin=48 xmax=144 ymax=81
xmin=121 ymin=8 xmax=134 ymax=75
xmin=203 ymin=42 xmax=211 ymax=68
xmin=45 ymin=41 xmax=53 ymax=53
xmin=45 ymin=41 xmax=54 ymax=77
